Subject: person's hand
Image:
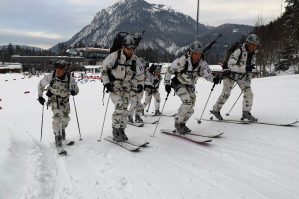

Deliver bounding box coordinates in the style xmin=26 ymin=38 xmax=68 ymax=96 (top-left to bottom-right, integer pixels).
xmin=104 ymin=83 xmax=113 ymax=93
xmin=246 ymin=65 xmax=253 ymax=73
xmin=136 ymin=84 xmax=143 ymax=93
xmin=38 ymin=96 xmax=45 ymax=105
xmin=70 ymin=90 xmax=76 ymax=96
xmin=165 ymin=84 xmax=172 ymax=93
xmin=213 ymin=76 xmax=220 ymax=84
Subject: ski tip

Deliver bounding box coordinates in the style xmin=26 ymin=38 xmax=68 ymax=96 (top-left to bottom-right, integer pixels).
xmin=66 ymin=141 xmax=75 ymax=146
xmin=58 ymin=150 xmax=67 ymax=156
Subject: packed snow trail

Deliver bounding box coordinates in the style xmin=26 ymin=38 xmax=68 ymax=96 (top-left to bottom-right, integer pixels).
xmin=0 ymin=74 xmax=299 ymax=199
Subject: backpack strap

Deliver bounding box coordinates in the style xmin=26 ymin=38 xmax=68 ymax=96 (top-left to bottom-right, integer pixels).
xmin=112 ymin=50 xmax=122 ymax=69
xmin=67 ymin=72 xmax=71 ymax=90
xmin=49 ymin=71 xmax=56 ymax=87
xmin=236 ymin=47 xmax=243 ymax=66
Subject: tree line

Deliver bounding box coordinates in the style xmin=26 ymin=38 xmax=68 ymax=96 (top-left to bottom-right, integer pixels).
xmin=0 ymin=43 xmax=54 ymax=63
xmin=253 ymin=0 xmax=299 ymax=75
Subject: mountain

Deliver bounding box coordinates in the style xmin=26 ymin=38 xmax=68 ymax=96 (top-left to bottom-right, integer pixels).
xmin=1 ymin=44 xmax=44 ymax=51
xmin=50 ymin=0 xmax=253 ymax=58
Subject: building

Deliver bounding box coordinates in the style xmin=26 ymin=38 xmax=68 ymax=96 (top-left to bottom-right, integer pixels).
xmin=0 ymin=62 xmax=22 ymax=73
xmin=11 ymin=56 xmax=84 ymax=72
xmin=68 ymin=47 xmax=110 ymax=65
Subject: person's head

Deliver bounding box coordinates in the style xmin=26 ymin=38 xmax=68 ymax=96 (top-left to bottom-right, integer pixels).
xmin=122 ymin=35 xmax=135 ymax=59
xmin=245 ymin=34 xmax=260 ymax=52
xmin=189 ymin=41 xmax=203 ymax=64
xmin=150 ymin=64 xmax=161 ymax=77
xmin=54 ymin=60 xmax=67 ymax=77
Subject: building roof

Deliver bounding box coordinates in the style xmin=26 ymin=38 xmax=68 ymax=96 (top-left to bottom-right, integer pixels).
xmin=0 ymin=62 xmax=22 ymax=69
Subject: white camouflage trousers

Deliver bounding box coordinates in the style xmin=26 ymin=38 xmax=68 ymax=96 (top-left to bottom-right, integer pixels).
xmin=49 ymin=96 xmax=70 ymax=136
xmin=128 ymin=91 xmax=144 ymax=116
xmin=110 ymin=81 xmax=130 ymax=128
xmin=174 ymin=85 xmax=196 ymax=123
xmin=143 ymin=87 xmax=160 ymax=111
xmin=213 ymin=74 xmax=253 ymax=112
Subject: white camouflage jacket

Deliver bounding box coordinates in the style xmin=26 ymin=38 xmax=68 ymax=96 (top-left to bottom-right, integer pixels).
xmin=228 ymin=44 xmax=257 ymax=74
xmin=164 ymin=55 xmax=214 ymax=85
xmin=144 ymin=70 xmax=161 ymax=89
xmin=101 ymin=50 xmax=144 ymax=90
xmin=38 ymin=73 xmax=79 ymax=98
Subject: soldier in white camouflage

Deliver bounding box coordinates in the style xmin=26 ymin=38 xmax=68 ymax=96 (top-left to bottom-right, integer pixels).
xmin=128 ymin=58 xmax=146 ymax=123
xmin=164 ymin=41 xmax=220 ymax=134
xmin=142 ymin=63 xmax=162 ymax=116
xmin=38 ymin=60 xmax=79 ymax=148
xmin=101 ymin=35 xmax=144 ymax=142
xmin=211 ymin=34 xmax=260 ymax=122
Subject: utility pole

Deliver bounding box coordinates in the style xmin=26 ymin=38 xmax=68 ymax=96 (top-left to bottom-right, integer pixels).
xmin=196 ymin=0 xmax=200 ymax=40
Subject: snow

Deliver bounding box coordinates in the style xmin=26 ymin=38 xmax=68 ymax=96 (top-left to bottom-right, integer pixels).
xmin=0 ymin=73 xmax=299 ymax=199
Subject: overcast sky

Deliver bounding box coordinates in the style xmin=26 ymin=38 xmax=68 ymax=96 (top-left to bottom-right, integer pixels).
xmin=0 ymin=0 xmax=286 ymax=49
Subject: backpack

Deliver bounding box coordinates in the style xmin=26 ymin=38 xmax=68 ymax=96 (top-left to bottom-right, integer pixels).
xmin=109 ymin=31 xmax=144 ymax=53
xmin=222 ymin=42 xmax=243 ymax=69
xmin=110 ymin=32 xmax=130 ymax=53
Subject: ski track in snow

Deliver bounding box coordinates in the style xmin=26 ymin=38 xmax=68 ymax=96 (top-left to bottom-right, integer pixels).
xmin=1 ymin=74 xmax=299 ymax=199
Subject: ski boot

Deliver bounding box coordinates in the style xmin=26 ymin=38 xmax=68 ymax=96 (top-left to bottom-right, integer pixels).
xmin=128 ymin=115 xmax=134 ymax=123
xmin=112 ymin=128 xmax=121 ymax=142
xmin=61 ymin=129 xmax=66 ymax=141
xmin=135 ymin=114 xmax=144 ymax=123
xmin=154 ymin=110 xmax=162 ymax=116
xmin=174 ymin=122 xmax=187 ymax=135
xmin=55 ymin=135 xmax=62 ymax=148
xmin=118 ymin=128 xmax=128 ymax=142
xmin=181 ymin=123 xmax=191 ymax=133
xmin=241 ymin=111 xmax=258 ymax=122
xmin=210 ymin=110 xmax=223 ymax=120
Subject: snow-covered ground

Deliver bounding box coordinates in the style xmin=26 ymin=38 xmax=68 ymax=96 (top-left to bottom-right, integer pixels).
xmin=0 ymin=73 xmax=298 ymax=199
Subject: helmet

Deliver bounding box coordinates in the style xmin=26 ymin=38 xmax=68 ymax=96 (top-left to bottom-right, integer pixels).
xmin=122 ymin=35 xmax=136 ymax=48
xmin=189 ymin=41 xmax=203 ymax=53
xmin=246 ymin=34 xmax=260 ymax=45
xmin=54 ymin=60 xmax=67 ymax=68
xmin=149 ymin=64 xmax=161 ymax=74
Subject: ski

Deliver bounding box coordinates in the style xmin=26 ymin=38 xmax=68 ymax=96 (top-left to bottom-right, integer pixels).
xmin=142 ymin=120 xmax=159 ymax=124
xmin=104 ymin=136 xmax=140 ymax=152
xmin=144 ymin=113 xmax=176 ymax=117
xmin=199 ymin=118 xmax=298 ymax=127
xmin=125 ymin=139 xmax=150 ymax=147
xmin=190 ymin=131 xmax=224 ymax=138
xmin=65 ymin=141 xmax=75 ymax=146
xmin=128 ymin=122 xmax=144 ymax=127
xmin=57 ymin=147 xmax=67 ymax=156
xmin=160 ymin=129 xmax=212 ymax=144
xmin=161 ymin=113 xmax=176 ymax=117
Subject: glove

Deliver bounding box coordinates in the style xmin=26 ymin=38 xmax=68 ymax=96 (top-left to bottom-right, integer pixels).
xmin=222 ymin=69 xmax=231 ymax=77
xmin=104 ymin=83 xmax=113 ymax=93
xmin=38 ymin=96 xmax=45 ymax=105
xmin=46 ymin=90 xmax=53 ymax=97
xmin=213 ymin=76 xmax=220 ymax=85
xmin=246 ymin=65 xmax=253 ymax=73
xmin=70 ymin=90 xmax=76 ymax=96
xmin=165 ymin=84 xmax=172 ymax=93
xmin=136 ymin=84 xmax=143 ymax=93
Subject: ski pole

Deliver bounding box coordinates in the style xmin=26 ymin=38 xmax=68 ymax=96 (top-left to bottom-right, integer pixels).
xmin=226 ymin=91 xmax=243 ymax=116
xmin=152 ymin=92 xmax=170 ymax=137
xmin=197 ymin=83 xmax=216 ymax=124
xmin=72 ymin=96 xmax=82 ymax=140
xmin=146 ymin=95 xmax=152 ymax=113
xmin=40 ymin=105 xmax=44 ymax=142
xmin=98 ymin=95 xmax=110 ymax=142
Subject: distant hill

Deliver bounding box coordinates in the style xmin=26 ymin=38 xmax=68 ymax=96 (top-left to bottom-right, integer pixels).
xmin=50 ymin=0 xmax=253 ymax=58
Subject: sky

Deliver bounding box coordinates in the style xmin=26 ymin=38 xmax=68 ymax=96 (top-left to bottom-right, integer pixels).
xmin=0 ymin=0 xmax=286 ymax=49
